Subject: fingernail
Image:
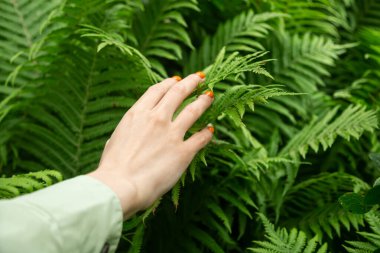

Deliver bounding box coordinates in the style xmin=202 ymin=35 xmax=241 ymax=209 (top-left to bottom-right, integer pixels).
xmin=196 ymin=71 xmax=206 ymax=79
xmin=207 ymin=123 xmax=214 ymax=134
xmin=203 ymin=90 xmax=214 ymax=99
xmin=172 ymin=75 xmax=182 ymax=81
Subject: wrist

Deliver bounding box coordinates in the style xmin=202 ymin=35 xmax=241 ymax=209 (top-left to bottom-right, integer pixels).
xmin=87 ymin=169 xmax=139 ymax=220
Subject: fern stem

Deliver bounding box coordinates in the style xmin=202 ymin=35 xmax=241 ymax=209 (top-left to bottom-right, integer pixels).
xmin=10 ymin=0 xmax=33 ymax=47
xmin=73 ymin=50 xmax=98 ymax=173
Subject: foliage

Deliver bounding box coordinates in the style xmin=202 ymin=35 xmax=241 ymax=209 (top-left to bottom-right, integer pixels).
xmin=0 ymin=170 xmax=62 ymax=198
xmin=248 ymin=213 xmax=328 ymax=253
xmin=344 ymin=211 xmax=380 ymax=253
xmin=0 ymin=0 xmax=379 ymax=252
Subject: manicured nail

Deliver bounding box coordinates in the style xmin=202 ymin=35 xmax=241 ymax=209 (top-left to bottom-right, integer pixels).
xmin=172 ymin=75 xmax=182 ymax=81
xmin=196 ymin=71 xmax=206 ymax=79
xmin=204 ymin=90 xmax=214 ymax=99
xmin=207 ymin=123 xmax=214 ymax=134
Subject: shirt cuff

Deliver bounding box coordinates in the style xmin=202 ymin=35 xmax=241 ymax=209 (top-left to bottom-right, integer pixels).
xmin=11 ymin=175 xmax=123 ymax=253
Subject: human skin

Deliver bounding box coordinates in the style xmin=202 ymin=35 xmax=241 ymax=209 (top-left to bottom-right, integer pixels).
xmin=88 ymin=73 xmax=214 ymax=219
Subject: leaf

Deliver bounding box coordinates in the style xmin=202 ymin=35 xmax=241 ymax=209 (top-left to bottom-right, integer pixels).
xmin=339 ymin=193 xmax=370 ymax=214
xmin=171 ymin=181 xmax=181 ymax=209
xmin=364 ymin=185 xmax=380 ymax=206
xmin=369 ymin=153 xmax=380 ymax=169
xmin=249 ymin=213 xmax=327 ymax=253
xmin=127 ymin=224 xmax=145 ymax=253
xmin=0 ymin=170 xmax=63 ymax=199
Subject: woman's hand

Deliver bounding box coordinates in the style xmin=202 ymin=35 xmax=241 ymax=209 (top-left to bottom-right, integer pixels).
xmin=88 ymin=72 xmax=214 ymax=219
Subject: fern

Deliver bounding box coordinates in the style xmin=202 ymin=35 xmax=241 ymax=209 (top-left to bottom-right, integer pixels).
xmin=248 ymin=213 xmax=328 ymax=253
xmin=0 ymin=0 xmax=61 ymax=86
xmin=1 ymin=1 xmax=380 ymax=252
xmin=283 ymin=172 xmax=369 ymax=239
xmin=4 ymin=0 xmax=154 ymax=177
xmin=344 ymin=211 xmax=380 ymax=253
xmin=203 ymin=47 xmax=273 ymax=89
xmin=133 ymin=0 xmax=198 ymax=76
xmin=271 ymin=32 xmax=352 ymax=93
xmin=335 ymin=28 xmax=380 ymax=109
xmin=79 ymin=24 xmax=153 ymax=77
xmin=184 ymin=11 xmax=285 ymax=73
xmin=0 ymin=170 xmax=63 ymax=198
xmin=265 ymin=0 xmax=351 ymax=37
xmin=127 ymin=224 xmax=145 ymax=253
xmin=280 ymin=105 xmax=378 ymax=158
xmin=355 ymin=0 xmax=380 ymax=28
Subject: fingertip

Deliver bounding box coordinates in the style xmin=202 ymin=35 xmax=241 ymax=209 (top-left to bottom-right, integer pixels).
xmin=185 ymin=125 xmax=214 ymax=153
xmin=186 ymin=72 xmax=205 ymax=83
xmin=207 ymin=123 xmax=214 ymax=134
xmin=195 ymin=71 xmax=206 ymax=79
xmin=199 ymin=126 xmax=214 ymax=147
xmin=172 ymin=75 xmax=182 ymax=81
xmin=203 ymin=90 xmax=214 ymax=99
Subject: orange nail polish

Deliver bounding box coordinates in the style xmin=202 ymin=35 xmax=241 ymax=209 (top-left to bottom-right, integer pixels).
xmin=207 ymin=123 xmax=214 ymax=134
xmin=196 ymin=71 xmax=206 ymax=79
xmin=172 ymin=75 xmax=182 ymax=81
xmin=204 ymin=90 xmax=214 ymax=99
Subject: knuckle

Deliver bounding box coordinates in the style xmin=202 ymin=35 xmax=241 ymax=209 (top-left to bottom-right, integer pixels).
xmin=198 ymin=134 xmax=209 ymax=146
xmin=124 ymin=109 xmax=135 ymax=120
xmin=172 ymin=84 xmax=187 ymax=94
xmin=178 ymin=145 xmax=194 ymax=158
xmin=150 ymin=112 xmax=167 ymax=125
xmin=186 ymin=105 xmax=201 ymax=118
xmin=148 ymin=84 xmax=162 ymax=93
xmin=190 ymin=73 xmax=201 ymax=81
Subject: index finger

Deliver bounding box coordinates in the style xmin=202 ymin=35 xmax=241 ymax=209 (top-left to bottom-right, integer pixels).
xmin=154 ymin=72 xmax=205 ymax=118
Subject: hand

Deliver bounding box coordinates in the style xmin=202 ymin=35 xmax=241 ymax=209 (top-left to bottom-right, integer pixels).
xmin=88 ymin=73 xmax=214 ymax=219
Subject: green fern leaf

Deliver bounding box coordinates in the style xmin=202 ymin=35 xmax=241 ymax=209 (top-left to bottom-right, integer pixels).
xmin=0 ymin=170 xmax=63 ymax=198
xmin=185 ymin=11 xmax=285 ymax=73
xmin=133 ymin=0 xmax=198 ymax=76
xmin=272 ymin=32 xmax=354 ymax=93
xmin=171 ymin=181 xmax=181 ymax=209
xmin=127 ymin=224 xmax=145 ymax=253
xmin=344 ymin=211 xmax=380 ymax=253
xmin=267 ymin=0 xmax=351 ymax=37
xmin=248 ymin=213 xmax=328 ymax=253
xmin=280 ymin=105 xmax=378 ymax=158
xmin=0 ymin=0 xmax=61 ymax=86
xmin=283 ymin=172 xmax=369 ymax=239
xmin=189 ymin=225 xmax=225 ymax=253
xmin=207 ymin=202 xmax=232 ymax=233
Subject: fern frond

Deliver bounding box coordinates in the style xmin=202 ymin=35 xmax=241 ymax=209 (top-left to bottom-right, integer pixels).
xmin=271 ymin=32 xmax=353 ymax=93
xmin=344 ymin=211 xmax=380 ymax=253
xmin=0 ymin=0 xmax=61 ymax=86
xmin=267 ymin=0 xmax=351 ymax=37
xmin=248 ymin=213 xmax=328 ymax=253
xmin=189 ymin=224 xmax=225 ymax=253
xmin=127 ymin=223 xmax=145 ymax=253
xmin=171 ymin=181 xmax=181 ymax=209
xmin=133 ymin=0 xmax=198 ymax=76
xmin=79 ymin=24 xmax=153 ymax=79
xmin=10 ymin=3 xmax=154 ymax=177
xmin=185 ymin=11 xmax=285 ymax=73
xmin=283 ymin=172 xmax=369 ymax=239
xmin=279 ymin=105 xmax=378 ymax=158
xmin=196 ymin=84 xmax=294 ymax=130
xmin=203 ymin=47 xmax=273 ymax=90
xmin=0 ymin=170 xmax=63 ymax=198
xmin=207 ymin=202 xmax=232 ymax=233
xmin=335 ymin=28 xmax=380 ymax=109
xmin=355 ymin=0 xmax=380 ymax=28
